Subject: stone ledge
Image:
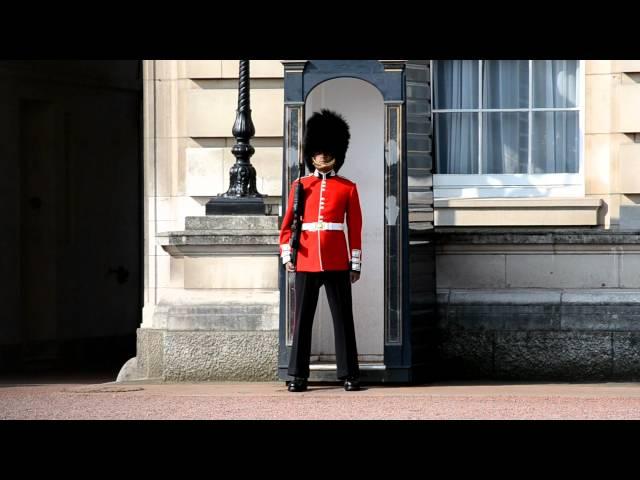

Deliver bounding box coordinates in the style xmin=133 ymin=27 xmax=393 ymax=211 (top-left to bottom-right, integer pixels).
xmin=562 ymin=290 xmax=640 ymax=305
xmin=157 ymin=231 xmax=279 ymax=244
xmin=435 ymin=228 xmax=640 ymax=244
xmin=156 ymin=215 xmax=280 ymax=256
xmin=448 ymin=289 xmax=562 ymax=305
xmin=434 ymin=198 xmax=602 ymax=227
xmin=435 ymin=198 xmax=602 ymax=208
xmin=441 ymin=288 xmax=640 ymax=306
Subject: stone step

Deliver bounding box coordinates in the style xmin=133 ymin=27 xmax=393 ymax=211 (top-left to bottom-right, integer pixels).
xmin=166 ymin=304 xmax=277 ymax=315
xmin=153 ymin=303 xmax=280 ymax=331
xmin=185 ymin=215 xmax=278 ymax=231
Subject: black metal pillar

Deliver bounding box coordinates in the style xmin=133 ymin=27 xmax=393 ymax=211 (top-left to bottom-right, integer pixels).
xmin=206 ymin=60 xmax=266 ymax=215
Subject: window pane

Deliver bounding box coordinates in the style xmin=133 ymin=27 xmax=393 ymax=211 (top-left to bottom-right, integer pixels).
xmin=482 ymin=60 xmax=529 ymax=109
xmin=533 ymin=60 xmax=578 ymax=108
xmin=435 ymin=112 xmax=478 ymax=174
xmin=482 ymin=112 xmax=528 ymax=173
xmin=532 ymin=111 xmax=579 ymax=173
xmin=434 ymin=60 xmax=479 ymax=109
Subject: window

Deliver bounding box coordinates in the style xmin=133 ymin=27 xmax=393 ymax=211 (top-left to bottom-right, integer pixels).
xmin=432 ymin=60 xmax=583 ymax=198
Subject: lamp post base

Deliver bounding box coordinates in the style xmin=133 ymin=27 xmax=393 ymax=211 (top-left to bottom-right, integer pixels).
xmin=205 ymin=196 xmax=265 ymax=215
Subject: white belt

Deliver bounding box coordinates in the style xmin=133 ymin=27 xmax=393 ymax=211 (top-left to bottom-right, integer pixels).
xmin=301 ymin=221 xmax=345 ymax=231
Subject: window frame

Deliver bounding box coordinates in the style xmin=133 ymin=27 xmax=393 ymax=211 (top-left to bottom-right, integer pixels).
xmin=431 ymin=60 xmax=585 ymax=199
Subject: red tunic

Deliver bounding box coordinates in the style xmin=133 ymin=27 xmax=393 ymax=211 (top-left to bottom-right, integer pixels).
xmin=279 ymin=169 xmax=362 ymax=272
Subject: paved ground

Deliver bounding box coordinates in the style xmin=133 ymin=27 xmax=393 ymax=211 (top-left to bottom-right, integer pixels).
xmin=2 ymin=374 xmax=640 ymax=419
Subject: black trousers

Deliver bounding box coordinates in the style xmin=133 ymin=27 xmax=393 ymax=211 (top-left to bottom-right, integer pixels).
xmin=288 ymin=270 xmax=360 ymax=380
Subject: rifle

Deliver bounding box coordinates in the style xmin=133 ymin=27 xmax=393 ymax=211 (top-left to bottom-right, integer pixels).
xmin=289 ymin=157 xmax=305 ymax=267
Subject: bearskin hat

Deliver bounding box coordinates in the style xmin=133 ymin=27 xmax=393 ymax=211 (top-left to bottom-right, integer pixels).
xmin=303 ymin=109 xmax=351 ymax=173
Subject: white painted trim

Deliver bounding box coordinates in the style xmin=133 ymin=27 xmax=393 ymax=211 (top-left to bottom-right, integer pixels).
xmin=528 ymin=59 xmax=533 ymax=174
xmin=434 ymin=172 xmax=583 ymax=199
xmin=435 ymin=185 xmax=584 ymax=199
xmin=434 ymin=108 xmax=580 ymax=113
xmin=578 ymin=59 xmax=586 ymax=197
xmin=434 ymin=197 xmax=601 ymax=208
xmin=435 ymin=173 xmax=582 ymax=186
xmin=478 ymin=59 xmax=483 ymax=174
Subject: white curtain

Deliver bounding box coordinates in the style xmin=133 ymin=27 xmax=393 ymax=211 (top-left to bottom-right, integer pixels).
xmin=532 ymin=60 xmax=579 ymax=173
xmin=482 ymin=60 xmax=529 ymax=174
xmin=434 ymin=60 xmax=578 ymax=175
xmin=434 ymin=60 xmax=478 ymax=174
xmin=533 ymin=60 xmax=577 ymax=108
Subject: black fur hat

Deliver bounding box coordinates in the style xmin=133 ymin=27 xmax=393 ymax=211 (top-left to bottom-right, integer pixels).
xmin=303 ymin=109 xmax=350 ymax=173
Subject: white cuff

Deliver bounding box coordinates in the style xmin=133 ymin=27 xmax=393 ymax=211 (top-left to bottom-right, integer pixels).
xmin=351 ymin=249 xmax=361 ymax=271
xmin=280 ymin=244 xmax=291 ymax=265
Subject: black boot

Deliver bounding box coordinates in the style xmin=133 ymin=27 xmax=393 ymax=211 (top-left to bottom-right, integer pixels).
xmin=344 ymin=376 xmax=361 ymax=391
xmin=288 ymin=377 xmax=308 ymax=392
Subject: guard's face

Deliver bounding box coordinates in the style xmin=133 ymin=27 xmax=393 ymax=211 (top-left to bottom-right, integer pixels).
xmin=312 ymin=153 xmax=335 ymax=172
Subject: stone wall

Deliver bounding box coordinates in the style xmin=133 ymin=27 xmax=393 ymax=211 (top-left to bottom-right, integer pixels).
xmin=431 ymin=229 xmax=640 ymax=380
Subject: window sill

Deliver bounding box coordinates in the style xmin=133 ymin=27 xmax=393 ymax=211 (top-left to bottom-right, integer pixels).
xmin=433 ymin=173 xmax=584 ymax=199
xmin=434 ymin=197 xmax=602 ymax=227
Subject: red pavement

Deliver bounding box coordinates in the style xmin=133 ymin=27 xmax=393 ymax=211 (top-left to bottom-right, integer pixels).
xmin=2 ymin=375 xmax=640 ymax=419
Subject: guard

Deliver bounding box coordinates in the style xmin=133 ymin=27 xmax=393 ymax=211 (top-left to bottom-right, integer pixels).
xmin=279 ymin=109 xmax=363 ymax=392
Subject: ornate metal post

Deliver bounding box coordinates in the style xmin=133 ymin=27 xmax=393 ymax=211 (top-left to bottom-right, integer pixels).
xmin=206 ymin=60 xmax=266 ymax=215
